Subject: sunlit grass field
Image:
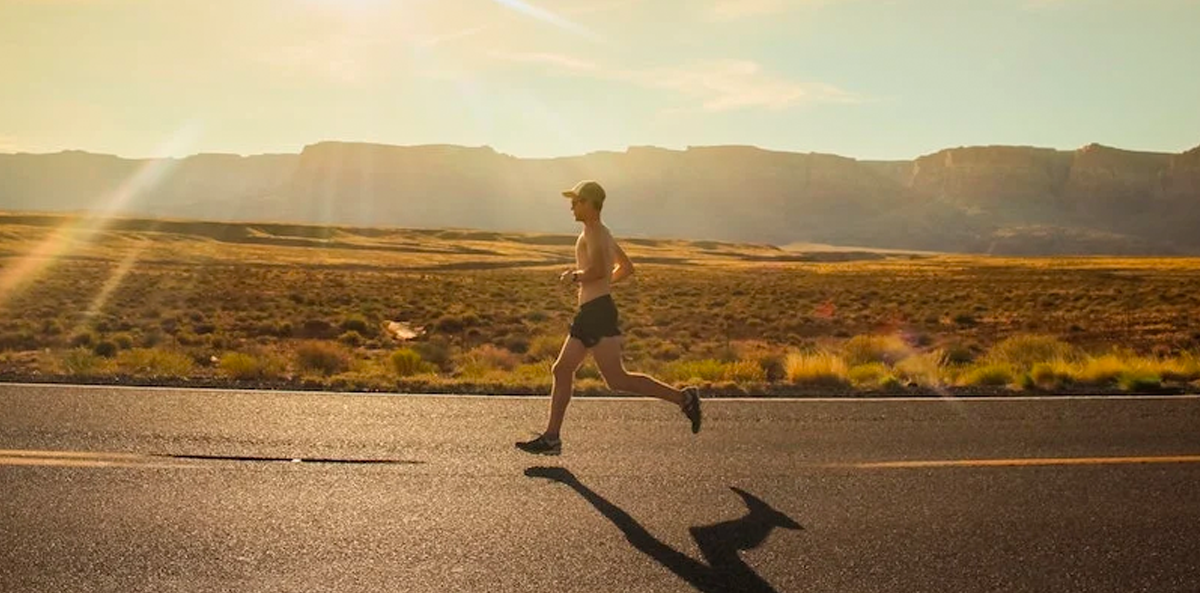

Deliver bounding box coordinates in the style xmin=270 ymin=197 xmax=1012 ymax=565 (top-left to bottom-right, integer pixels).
xmin=2 ymin=213 xmax=1199 ymax=396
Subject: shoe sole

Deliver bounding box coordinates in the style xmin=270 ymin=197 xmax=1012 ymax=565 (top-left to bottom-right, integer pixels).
xmin=516 ymin=445 xmax=562 ymax=456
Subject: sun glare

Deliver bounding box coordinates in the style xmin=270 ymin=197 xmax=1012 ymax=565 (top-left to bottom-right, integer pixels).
xmin=0 ymin=122 xmax=201 ymax=310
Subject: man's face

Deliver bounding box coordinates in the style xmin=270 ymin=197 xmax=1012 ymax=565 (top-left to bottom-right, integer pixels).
xmin=570 ymin=196 xmax=594 ymax=220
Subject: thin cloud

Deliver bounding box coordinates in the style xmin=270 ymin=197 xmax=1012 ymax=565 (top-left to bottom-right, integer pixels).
xmin=416 ymin=23 xmax=494 ymax=48
xmin=491 ymin=52 xmax=862 ymax=111
xmin=706 ymin=0 xmax=840 ymax=21
xmin=488 ymin=51 xmax=600 ymax=72
xmin=633 ymin=60 xmax=861 ymax=111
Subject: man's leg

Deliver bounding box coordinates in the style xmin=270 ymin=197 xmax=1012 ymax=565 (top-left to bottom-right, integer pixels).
xmin=544 ymin=336 xmax=589 ymax=437
xmin=591 ymin=337 xmax=685 ymax=406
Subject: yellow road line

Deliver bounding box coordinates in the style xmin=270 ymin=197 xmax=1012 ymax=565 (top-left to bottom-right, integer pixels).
xmin=0 ymin=449 xmax=145 ymax=459
xmin=0 ymin=455 xmax=196 ymax=469
xmin=851 ymin=455 xmax=1200 ymax=469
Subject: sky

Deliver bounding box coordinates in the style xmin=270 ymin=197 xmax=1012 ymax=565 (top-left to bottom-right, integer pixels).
xmin=1 ymin=0 xmax=1198 ymax=160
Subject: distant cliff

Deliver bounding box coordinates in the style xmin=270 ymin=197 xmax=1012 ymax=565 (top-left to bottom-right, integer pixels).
xmin=2 ymin=140 xmax=1198 ymax=255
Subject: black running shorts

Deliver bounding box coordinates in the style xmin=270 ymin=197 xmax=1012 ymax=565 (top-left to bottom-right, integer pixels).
xmin=569 ymin=294 xmax=621 ymax=348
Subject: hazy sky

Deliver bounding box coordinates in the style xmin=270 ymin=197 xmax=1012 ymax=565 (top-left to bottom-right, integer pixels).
xmin=2 ymin=0 xmax=1197 ymax=159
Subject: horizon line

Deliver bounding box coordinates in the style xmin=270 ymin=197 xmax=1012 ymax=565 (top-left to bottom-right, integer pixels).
xmin=1 ymin=139 xmax=1194 ymax=163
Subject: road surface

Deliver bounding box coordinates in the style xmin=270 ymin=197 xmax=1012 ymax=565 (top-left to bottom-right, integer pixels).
xmin=2 ymin=384 xmax=1199 ymax=592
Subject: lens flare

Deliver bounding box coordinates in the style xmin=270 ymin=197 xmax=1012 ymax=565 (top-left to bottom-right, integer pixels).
xmin=0 ymin=122 xmax=201 ymax=309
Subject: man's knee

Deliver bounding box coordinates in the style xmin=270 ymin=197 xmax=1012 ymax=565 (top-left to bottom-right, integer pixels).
xmin=552 ymin=360 xmax=576 ymax=379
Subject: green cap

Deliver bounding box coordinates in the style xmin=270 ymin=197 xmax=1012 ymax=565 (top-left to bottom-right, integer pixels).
xmin=561 ymin=179 xmax=606 ymax=208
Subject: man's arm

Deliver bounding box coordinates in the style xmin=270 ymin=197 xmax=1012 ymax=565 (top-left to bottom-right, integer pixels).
xmin=610 ymin=239 xmax=635 ymax=283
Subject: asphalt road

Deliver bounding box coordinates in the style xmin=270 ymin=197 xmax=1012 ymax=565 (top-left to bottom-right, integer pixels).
xmin=2 ymin=384 xmax=1199 ymax=593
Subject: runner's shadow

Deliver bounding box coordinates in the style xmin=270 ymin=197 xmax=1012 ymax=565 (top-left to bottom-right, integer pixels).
xmin=525 ymin=466 xmax=802 ymax=593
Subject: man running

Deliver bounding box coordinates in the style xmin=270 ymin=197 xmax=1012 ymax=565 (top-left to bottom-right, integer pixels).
xmin=516 ymin=180 xmax=701 ymax=455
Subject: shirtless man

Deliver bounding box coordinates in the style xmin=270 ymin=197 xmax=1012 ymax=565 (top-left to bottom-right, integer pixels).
xmin=516 ymin=180 xmax=701 ymax=455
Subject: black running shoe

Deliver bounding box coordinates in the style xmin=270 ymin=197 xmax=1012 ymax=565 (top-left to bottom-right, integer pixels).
xmin=682 ymin=387 xmax=702 ymax=434
xmin=516 ymin=434 xmax=562 ymax=456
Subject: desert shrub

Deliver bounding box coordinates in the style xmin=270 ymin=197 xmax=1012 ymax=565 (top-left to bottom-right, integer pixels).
xmin=219 ymin=352 xmax=265 ymax=380
xmin=455 ymin=344 xmax=519 ymax=378
xmin=842 ymin=335 xmax=911 ymax=366
xmin=1158 ymin=353 xmax=1200 ymax=382
xmin=988 ymin=335 xmax=1078 ymax=370
xmin=650 ymin=340 xmax=684 ymax=361
xmin=295 ymin=340 xmax=352 ymax=376
xmin=574 ymin=362 xmax=602 ymax=380
xmin=502 ymin=335 xmax=530 ymax=354
xmin=390 ymin=348 xmax=435 ymax=377
xmin=1075 ymin=354 xmax=1125 ymax=386
xmin=116 ymin=348 xmax=195 ymax=377
xmin=41 ymin=319 xmax=64 ymax=336
xmin=894 ymin=352 xmax=944 ymax=387
xmin=784 ymin=352 xmax=849 ymax=387
xmin=69 ymin=331 xmax=96 ymax=348
xmin=1117 ymin=362 xmax=1162 ymax=392
xmin=341 ymin=313 xmax=370 ymax=334
xmin=0 ymin=330 xmax=37 ymax=351
xmin=434 ymin=313 xmax=480 ymax=334
xmin=92 ymin=340 xmax=118 ymax=358
xmin=959 ymin=363 xmax=1014 ymax=387
xmin=662 ymin=359 xmax=727 ymax=383
xmin=724 ymin=360 xmax=767 ymax=383
xmin=526 ymin=334 xmax=564 ymax=361
xmin=412 ymin=339 xmax=451 ymax=370
xmin=113 ymin=333 xmax=134 ymax=350
xmin=848 ymin=363 xmax=893 ymax=388
xmin=299 ymin=319 xmax=337 ymax=339
xmin=59 ymin=348 xmax=106 ymax=375
xmin=338 ymin=331 xmax=364 ymax=347
xmin=1029 ymin=359 xmax=1075 ymax=390
xmin=756 ymin=353 xmax=786 ymax=382
xmin=943 ymin=342 xmax=978 ymax=365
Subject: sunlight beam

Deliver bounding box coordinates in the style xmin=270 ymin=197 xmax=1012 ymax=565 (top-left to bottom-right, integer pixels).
xmin=0 ymin=122 xmax=202 ymax=309
xmin=489 ymin=0 xmax=602 ymax=41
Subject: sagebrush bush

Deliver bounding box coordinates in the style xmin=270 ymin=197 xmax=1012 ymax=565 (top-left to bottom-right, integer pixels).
xmin=295 ymin=340 xmax=351 ymax=376
xmin=1029 ymin=359 xmax=1074 ymax=389
xmin=219 ymin=352 xmax=265 ymax=380
xmin=989 ymin=335 xmax=1079 ymax=370
xmin=340 ymin=313 xmax=370 ymax=334
xmin=1075 ymin=354 xmax=1125 ymax=386
xmin=59 ymin=348 xmax=106 ymax=375
xmin=390 ymin=348 xmax=434 ymax=377
xmin=662 ymin=359 xmax=727 ymax=383
xmin=959 ymin=363 xmax=1014 ymax=387
xmin=525 ymin=334 xmax=564 ymax=361
xmin=842 ymin=335 xmax=911 ymax=366
xmin=848 ymin=363 xmax=893 ymax=388
xmin=785 ymin=352 xmax=849 ymax=387
xmin=455 ymin=344 xmax=519 ymax=378
xmin=724 ymin=360 xmax=767 ymax=383
xmin=116 ymin=348 xmax=195 ymax=377
xmin=894 ymin=352 xmax=944 ymax=387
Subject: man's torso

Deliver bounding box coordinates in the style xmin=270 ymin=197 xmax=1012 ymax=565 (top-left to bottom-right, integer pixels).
xmin=575 ymin=224 xmax=614 ymax=306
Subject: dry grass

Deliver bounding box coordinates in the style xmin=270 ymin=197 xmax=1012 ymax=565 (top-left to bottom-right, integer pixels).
xmin=2 ymin=214 xmax=1199 ymax=394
